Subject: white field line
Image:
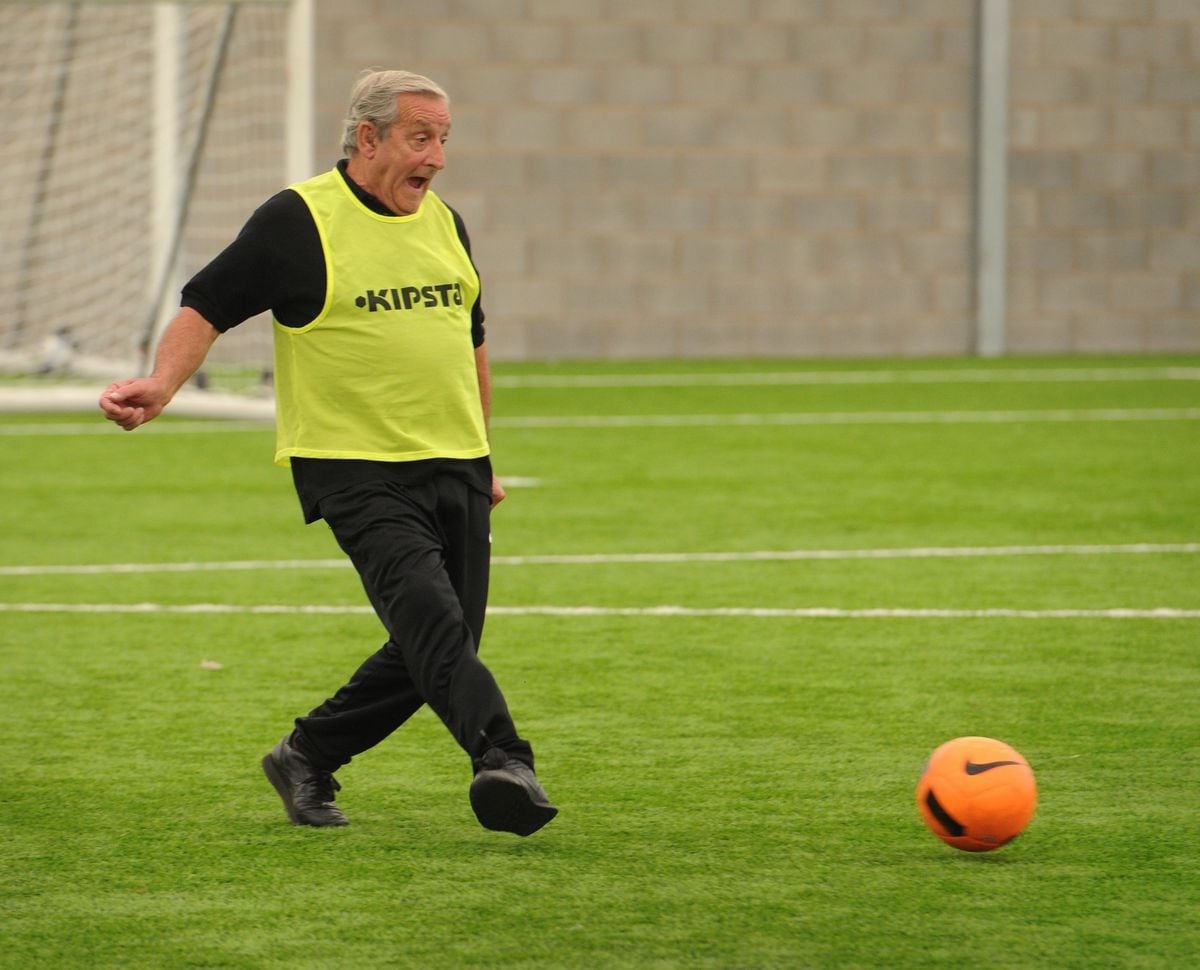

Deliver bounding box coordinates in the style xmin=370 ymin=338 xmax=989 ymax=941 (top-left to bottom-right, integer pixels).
xmin=0 ymin=559 xmax=353 ymax=576
xmin=491 ymin=408 xmax=1200 ymax=430
xmin=2 ymin=543 xmax=1198 ymax=576
xmin=6 ymin=364 xmax=1194 ymax=435
xmin=493 ymin=543 xmax=1200 ymax=566
xmin=492 ymin=366 xmax=1200 ymax=389
xmin=1 ymin=602 xmax=1197 ymax=619
xmin=0 ymin=421 xmax=271 ymax=436
xmin=497 ymin=606 xmax=1200 ymax=619
xmin=5 ymin=407 xmax=1200 ymax=437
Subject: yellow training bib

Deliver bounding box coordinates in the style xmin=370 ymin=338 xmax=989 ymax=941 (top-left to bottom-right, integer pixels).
xmin=272 ymin=169 xmax=488 ymax=466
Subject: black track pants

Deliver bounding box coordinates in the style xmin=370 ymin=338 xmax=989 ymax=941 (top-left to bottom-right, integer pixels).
xmin=291 ymin=476 xmax=533 ymax=772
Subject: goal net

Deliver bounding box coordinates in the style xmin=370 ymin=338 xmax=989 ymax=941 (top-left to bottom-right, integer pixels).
xmin=0 ymin=0 xmax=308 ymax=414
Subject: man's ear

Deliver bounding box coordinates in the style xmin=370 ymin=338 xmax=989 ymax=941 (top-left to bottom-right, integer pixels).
xmin=357 ymin=121 xmax=378 ymax=157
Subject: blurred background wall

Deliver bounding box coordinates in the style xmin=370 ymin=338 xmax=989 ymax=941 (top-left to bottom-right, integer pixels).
xmin=10 ymin=1 xmax=1192 ymax=367
xmin=305 ymin=0 xmax=1200 ymax=361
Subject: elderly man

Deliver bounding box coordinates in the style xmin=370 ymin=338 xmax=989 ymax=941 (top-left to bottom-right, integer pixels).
xmin=100 ymin=69 xmax=557 ymax=837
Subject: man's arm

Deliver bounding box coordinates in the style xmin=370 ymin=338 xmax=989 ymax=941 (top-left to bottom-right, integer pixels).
xmin=475 ymin=342 xmax=505 ymax=508
xmin=98 ymin=308 xmax=220 ymax=431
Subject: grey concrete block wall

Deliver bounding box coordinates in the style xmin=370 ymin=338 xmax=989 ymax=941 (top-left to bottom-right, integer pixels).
xmin=312 ymin=0 xmax=1199 ymax=360
xmin=1008 ymin=0 xmax=1200 ymax=353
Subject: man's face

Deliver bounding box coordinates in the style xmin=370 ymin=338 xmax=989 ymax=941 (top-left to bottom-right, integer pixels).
xmin=363 ymin=93 xmax=451 ymax=215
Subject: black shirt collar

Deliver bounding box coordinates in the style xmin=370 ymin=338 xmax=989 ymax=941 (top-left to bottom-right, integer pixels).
xmin=336 ymin=158 xmax=398 ymax=216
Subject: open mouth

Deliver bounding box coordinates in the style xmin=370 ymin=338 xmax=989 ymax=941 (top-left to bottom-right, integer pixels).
xmin=407 ymin=176 xmax=428 ymax=190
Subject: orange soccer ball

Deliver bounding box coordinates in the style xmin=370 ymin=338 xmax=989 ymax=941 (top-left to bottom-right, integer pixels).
xmin=915 ymin=736 xmax=1037 ymax=852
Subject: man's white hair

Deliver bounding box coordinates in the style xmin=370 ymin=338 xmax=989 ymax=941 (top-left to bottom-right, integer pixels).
xmin=340 ymin=69 xmax=449 ymax=155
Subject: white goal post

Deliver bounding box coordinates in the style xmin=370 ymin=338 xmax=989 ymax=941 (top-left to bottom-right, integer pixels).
xmin=0 ymin=0 xmax=313 ymax=412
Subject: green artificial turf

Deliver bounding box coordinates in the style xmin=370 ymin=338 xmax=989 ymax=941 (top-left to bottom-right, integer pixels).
xmin=1 ymin=355 xmax=1197 ymax=968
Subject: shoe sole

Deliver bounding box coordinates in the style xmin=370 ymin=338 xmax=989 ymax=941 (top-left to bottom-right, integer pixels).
xmin=469 ymin=772 xmax=558 ymax=837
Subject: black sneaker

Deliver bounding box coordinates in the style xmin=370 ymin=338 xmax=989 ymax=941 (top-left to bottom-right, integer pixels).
xmin=469 ymin=748 xmax=558 ymax=837
xmin=261 ymin=737 xmax=349 ymax=827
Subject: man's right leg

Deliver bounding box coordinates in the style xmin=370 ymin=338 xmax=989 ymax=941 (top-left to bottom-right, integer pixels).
xmin=263 ymin=640 xmax=422 ymax=828
xmin=291 ymin=639 xmax=423 ymax=771
xmin=263 ymin=638 xmax=424 ymax=828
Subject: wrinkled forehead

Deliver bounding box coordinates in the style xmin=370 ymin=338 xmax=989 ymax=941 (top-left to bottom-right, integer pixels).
xmin=394 ymin=93 xmax=452 ymax=131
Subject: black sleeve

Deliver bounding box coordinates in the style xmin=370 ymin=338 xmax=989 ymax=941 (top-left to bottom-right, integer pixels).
xmin=180 ymin=189 xmax=326 ymax=331
xmin=449 ymin=205 xmax=486 ymax=348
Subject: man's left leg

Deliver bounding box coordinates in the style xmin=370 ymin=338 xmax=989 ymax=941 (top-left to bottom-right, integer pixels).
xmin=433 ymin=473 xmax=557 ymax=836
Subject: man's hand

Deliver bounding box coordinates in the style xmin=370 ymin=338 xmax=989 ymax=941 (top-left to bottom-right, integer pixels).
xmin=491 ymin=473 xmax=506 ymax=509
xmin=98 ymin=309 xmax=221 ymax=431
xmin=99 ymin=378 xmax=171 ymax=431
